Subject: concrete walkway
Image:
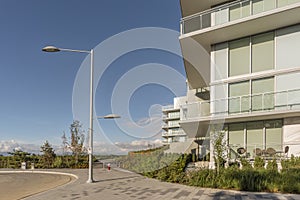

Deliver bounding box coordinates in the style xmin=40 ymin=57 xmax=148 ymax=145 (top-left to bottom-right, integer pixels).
xmin=16 ymin=168 xmax=300 ymax=200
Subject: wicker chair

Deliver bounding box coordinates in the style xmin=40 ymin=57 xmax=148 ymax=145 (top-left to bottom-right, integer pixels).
xmin=266 ymin=147 xmax=276 ymax=157
xmin=284 ymin=146 xmax=289 ymax=158
xmin=253 ymin=148 xmax=262 ymax=156
xmin=237 ymin=147 xmax=246 ymax=155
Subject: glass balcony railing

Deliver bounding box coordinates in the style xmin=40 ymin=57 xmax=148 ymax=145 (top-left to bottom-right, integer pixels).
xmin=162 ymin=130 xmax=187 ymax=137
xmin=162 ymin=122 xmax=180 ymax=129
xmin=163 ymin=113 xmax=180 ymax=120
xmin=180 ymin=0 xmax=300 ymax=35
xmin=162 ymin=105 xmax=175 ymax=111
xmin=181 ymin=88 xmax=300 ymax=120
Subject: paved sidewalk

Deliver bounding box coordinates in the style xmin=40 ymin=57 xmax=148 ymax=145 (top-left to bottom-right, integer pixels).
xmin=22 ymin=168 xmax=300 ymax=200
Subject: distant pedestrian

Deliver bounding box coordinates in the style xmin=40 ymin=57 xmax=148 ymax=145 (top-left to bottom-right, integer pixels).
xmin=107 ymin=163 xmax=111 ymax=171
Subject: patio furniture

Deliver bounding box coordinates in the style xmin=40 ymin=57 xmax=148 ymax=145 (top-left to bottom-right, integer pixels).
xmin=266 ymin=147 xmax=276 ymax=157
xmin=284 ymin=146 xmax=289 ymax=158
xmin=253 ymin=148 xmax=262 ymax=156
xmin=237 ymin=147 xmax=246 ymax=155
xmin=237 ymin=147 xmax=248 ymax=158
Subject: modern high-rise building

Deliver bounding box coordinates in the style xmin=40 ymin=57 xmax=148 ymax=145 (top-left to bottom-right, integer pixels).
xmin=162 ymin=96 xmax=187 ymax=144
xmin=179 ymin=0 xmax=300 ymax=167
xmin=162 ymin=96 xmax=201 ymax=155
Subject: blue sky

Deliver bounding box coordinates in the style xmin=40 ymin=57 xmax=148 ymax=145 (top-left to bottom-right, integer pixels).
xmin=0 ymin=0 xmax=186 ymax=154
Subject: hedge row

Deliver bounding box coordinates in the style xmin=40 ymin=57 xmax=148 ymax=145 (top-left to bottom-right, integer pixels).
xmin=121 ymin=151 xmax=300 ymax=194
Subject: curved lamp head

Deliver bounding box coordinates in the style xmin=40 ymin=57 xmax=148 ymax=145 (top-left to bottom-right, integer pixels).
xmin=98 ymin=114 xmax=121 ymax=119
xmin=42 ymin=46 xmax=60 ymax=52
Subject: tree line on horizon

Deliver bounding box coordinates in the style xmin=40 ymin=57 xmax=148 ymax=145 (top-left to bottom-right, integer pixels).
xmin=0 ymin=120 xmax=89 ymax=169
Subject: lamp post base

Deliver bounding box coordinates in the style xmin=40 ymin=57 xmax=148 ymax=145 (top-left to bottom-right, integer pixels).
xmin=86 ymin=178 xmax=94 ymax=183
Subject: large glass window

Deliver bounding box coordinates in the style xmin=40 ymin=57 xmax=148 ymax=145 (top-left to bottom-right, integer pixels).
xmin=220 ymin=31 xmax=275 ymax=77
xmin=247 ymin=121 xmax=264 ymax=158
xmin=252 ymin=77 xmax=274 ymax=111
xmin=229 ymin=81 xmax=250 ymax=113
xmin=228 ymin=77 xmax=274 ymax=113
xmin=214 ymin=43 xmax=228 ymax=81
xmin=227 ymin=120 xmax=283 ymax=158
xmin=265 ymin=120 xmax=282 ymax=151
xmin=228 ymin=123 xmax=245 ymax=148
xmin=276 ymin=24 xmax=300 ymax=70
xmin=252 ymin=32 xmax=274 ymax=72
xmin=213 ymin=84 xmax=228 ymax=114
xmin=229 ymin=38 xmax=250 ymax=76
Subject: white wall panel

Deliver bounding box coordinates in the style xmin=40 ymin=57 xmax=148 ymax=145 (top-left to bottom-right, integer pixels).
xmin=276 ymin=24 xmax=300 ymax=69
xmin=283 ymin=117 xmax=300 ymax=157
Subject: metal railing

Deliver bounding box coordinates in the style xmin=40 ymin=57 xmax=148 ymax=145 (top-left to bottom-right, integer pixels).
xmin=162 ymin=105 xmax=175 ymax=111
xmin=162 ymin=130 xmax=187 ymax=137
xmin=162 ymin=123 xmax=180 ymax=129
xmin=163 ymin=113 xmax=181 ymax=120
xmin=181 ymin=88 xmax=300 ymax=120
xmin=180 ymin=0 xmax=300 ymax=34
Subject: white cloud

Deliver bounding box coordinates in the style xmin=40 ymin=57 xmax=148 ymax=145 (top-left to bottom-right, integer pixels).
xmin=0 ymin=138 xmax=163 ymax=156
xmin=0 ymin=140 xmax=41 ymax=154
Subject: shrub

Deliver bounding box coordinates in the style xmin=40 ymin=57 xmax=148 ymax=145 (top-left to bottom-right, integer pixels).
xmin=188 ymin=169 xmax=218 ymax=188
xmin=266 ymin=159 xmax=277 ymax=171
xmin=127 ymin=153 xmax=300 ymax=194
xmin=154 ymin=154 xmax=191 ymax=183
xmin=254 ymin=157 xmax=265 ymax=170
xmin=280 ymin=168 xmax=300 ymax=193
xmin=53 ymin=156 xmax=64 ymax=168
xmin=241 ymin=158 xmax=252 ymax=169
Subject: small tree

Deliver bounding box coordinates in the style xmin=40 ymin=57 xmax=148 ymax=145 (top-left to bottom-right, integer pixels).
xmin=63 ymin=120 xmax=86 ymax=164
xmin=8 ymin=149 xmax=31 ymax=161
xmin=212 ymin=128 xmax=227 ymax=174
xmin=254 ymin=156 xmax=265 ymax=170
xmin=40 ymin=140 xmax=56 ymax=168
xmin=8 ymin=149 xmax=31 ymax=168
xmin=266 ymin=159 xmax=278 ymax=171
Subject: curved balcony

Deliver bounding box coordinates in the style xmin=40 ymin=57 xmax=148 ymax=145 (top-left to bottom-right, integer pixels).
xmin=181 ymin=0 xmax=300 ymax=35
xmin=181 ymin=88 xmax=300 ymax=122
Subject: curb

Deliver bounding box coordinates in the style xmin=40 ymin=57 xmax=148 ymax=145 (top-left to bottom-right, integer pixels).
xmin=0 ymin=170 xmax=78 ymax=180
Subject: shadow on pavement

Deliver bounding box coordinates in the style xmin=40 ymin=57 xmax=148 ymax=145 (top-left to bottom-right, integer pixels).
xmin=94 ymin=175 xmax=141 ymax=183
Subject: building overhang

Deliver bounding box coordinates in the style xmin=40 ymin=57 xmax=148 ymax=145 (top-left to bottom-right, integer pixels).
xmin=179 ymin=120 xmax=210 ymax=138
xmin=179 ymin=3 xmax=300 ymax=51
xmin=179 ymin=37 xmax=211 ymax=89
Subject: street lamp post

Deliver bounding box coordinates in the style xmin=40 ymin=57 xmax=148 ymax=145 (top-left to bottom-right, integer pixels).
xmin=42 ymin=45 xmax=119 ymax=183
xmin=42 ymin=46 xmax=120 ymax=183
xmin=43 ymin=45 xmax=95 ymax=183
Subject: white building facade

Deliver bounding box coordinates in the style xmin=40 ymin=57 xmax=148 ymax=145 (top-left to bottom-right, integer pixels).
xmin=162 ymin=96 xmax=187 ymax=144
xmin=179 ymin=0 xmax=300 ymax=167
